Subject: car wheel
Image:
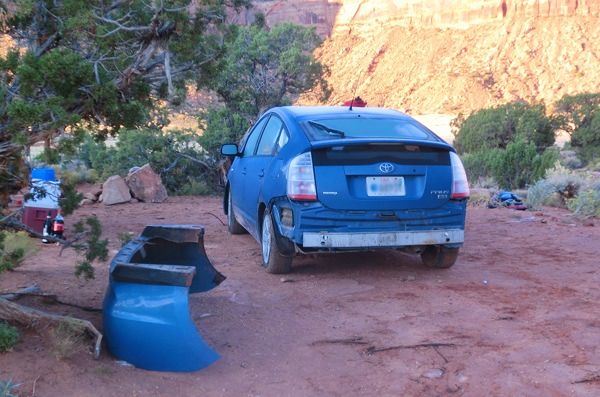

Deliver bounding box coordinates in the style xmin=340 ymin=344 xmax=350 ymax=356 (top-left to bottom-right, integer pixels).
xmin=261 ymin=209 xmax=292 ymax=274
xmin=227 ymin=190 xmax=246 ymax=235
xmin=421 ymin=246 xmax=459 ymax=268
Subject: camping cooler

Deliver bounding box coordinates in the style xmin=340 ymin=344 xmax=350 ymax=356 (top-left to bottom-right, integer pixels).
xmin=22 ymin=168 xmax=60 ymax=234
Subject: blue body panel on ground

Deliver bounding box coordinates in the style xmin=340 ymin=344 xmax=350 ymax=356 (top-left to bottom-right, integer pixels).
xmin=102 ymin=225 xmax=225 ymax=372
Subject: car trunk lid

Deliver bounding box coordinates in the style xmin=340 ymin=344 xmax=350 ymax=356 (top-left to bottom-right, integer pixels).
xmin=310 ymin=141 xmax=455 ymax=211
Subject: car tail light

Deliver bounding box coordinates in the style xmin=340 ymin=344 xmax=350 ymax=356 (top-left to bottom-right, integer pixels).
xmin=287 ymin=152 xmax=317 ymax=200
xmin=450 ymin=152 xmax=470 ymax=199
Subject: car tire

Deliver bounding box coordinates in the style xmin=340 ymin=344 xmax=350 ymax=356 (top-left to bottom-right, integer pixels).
xmin=421 ymin=246 xmax=459 ymax=268
xmin=227 ymin=190 xmax=246 ymax=235
xmin=261 ymin=209 xmax=292 ymax=274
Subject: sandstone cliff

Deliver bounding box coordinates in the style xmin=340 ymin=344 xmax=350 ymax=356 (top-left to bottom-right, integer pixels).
xmin=254 ymin=0 xmax=600 ymax=116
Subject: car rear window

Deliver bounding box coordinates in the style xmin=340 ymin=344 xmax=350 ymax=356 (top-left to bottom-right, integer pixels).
xmin=311 ymin=144 xmax=450 ymax=166
xmin=302 ymin=118 xmax=434 ymax=141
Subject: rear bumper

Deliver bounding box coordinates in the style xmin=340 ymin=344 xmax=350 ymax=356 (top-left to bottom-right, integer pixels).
xmin=303 ymin=229 xmax=464 ymax=249
xmin=272 ymin=199 xmax=467 ymax=251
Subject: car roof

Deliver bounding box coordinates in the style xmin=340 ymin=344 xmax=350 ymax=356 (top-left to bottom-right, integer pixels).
xmin=277 ymin=106 xmax=413 ymax=120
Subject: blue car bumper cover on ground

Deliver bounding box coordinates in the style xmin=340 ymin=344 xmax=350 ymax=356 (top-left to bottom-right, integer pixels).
xmin=103 ymin=225 xmax=225 ymax=372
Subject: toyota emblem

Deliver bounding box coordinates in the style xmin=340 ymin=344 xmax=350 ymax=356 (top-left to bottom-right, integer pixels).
xmin=379 ymin=163 xmax=394 ymax=173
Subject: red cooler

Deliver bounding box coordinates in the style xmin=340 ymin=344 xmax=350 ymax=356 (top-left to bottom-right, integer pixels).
xmin=23 ymin=207 xmax=58 ymax=234
xmin=23 ymin=168 xmax=61 ymax=234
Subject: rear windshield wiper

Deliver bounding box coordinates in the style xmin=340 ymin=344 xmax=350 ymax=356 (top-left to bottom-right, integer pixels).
xmin=308 ymin=121 xmax=345 ymax=138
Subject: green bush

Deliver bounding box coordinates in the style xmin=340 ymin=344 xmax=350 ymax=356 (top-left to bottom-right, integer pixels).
xmin=454 ymin=101 xmax=559 ymax=190
xmin=554 ymin=93 xmax=600 ymax=163
xmin=74 ymin=129 xmax=218 ymax=194
xmin=462 ymin=141 xmax=558 ymax=190
xmin=489 ymin=141 xmax=558 ymax=190
xmin=86 ymin=168 xmax=100 ymax=183
xmin=460 ymin=151 xmax=495 ymax=186
xmin=0 ymin=322 xmax=20 ymax=352
xmin=197 ymin=107 xmax=250 ymax=161
xmin=175 ymin=179 xmax=213 ymax=196
xmin=34 ymin=146 xmax=61 ymax=165
xmin=59 ymin=162 xmax=101 ymax=184
xmin=587 ymin=159 xmax=600 ymax=172
xmin=453 ymin=102 xmax=556 ymax=154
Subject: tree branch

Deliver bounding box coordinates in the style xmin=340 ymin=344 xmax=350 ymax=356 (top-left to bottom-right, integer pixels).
xmin=33 ymin=31 xmax=60 ymax=56
xmin=162 ymin=152 xmax=213 ymax=175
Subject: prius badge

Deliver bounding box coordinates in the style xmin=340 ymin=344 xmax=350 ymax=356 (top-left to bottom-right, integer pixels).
xmin=379 ymin=163 xmax=394 ymax=173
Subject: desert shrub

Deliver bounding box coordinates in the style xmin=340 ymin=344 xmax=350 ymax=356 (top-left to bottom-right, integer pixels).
xmin=525 ymin=179 xmax=556 ymax=210
xmin=526 ymin=162 xmax=600 ymax=215
xmin=467 ymin=192 xmax=490 ymax=207
xmin=175 ymin=178 xmax=212 ymax=196
xmin=589 ymin=159 xmax=600 ymax=172
xmin=468 ymin=176 xmax=497 ymax=189
xmin=567 ymin=186 xmax=600 ymax=218
xmin=117 ymin=232 xmax=133 ymax=247
xmin=559 ymin=150 xmax=583 ymax=169
xmin=543 ymin=163 xmax=589 ymax=202
xmin=0 ymin=378 xmax=20 ymax=397
xmin=0 ymin=323 xmax=20 ymax=352
xmin=562 ymin=156 xmax=582 ymax=169
xmin=49 ymin=320 xmax=86 ymax=360
xmin=0 ymin=231 xmax=38 ymax=273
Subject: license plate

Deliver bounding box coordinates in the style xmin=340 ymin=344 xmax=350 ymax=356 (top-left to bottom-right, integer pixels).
xmin=366 ymin=176 xmax=406 ymax=196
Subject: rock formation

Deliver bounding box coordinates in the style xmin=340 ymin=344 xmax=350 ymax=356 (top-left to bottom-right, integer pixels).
xmin=125 ymin=164 xmax=169 ymax=203
xmin=255 ymin=1 xmax=600 ymax=32
xmin=91 ymin=165 xmax=168 ymax=206
xmin=101 ymin=176 xmax=132 ymax=206
xmin=253 ymin=0 xmax=600 ymax=116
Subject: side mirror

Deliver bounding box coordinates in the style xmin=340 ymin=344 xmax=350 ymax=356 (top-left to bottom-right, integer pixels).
xmin=221 ymin=144 xmax=239 ymax=157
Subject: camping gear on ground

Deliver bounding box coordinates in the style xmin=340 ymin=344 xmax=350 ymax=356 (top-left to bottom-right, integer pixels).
xmin=488 ymin=191 xmax=527 ymax=210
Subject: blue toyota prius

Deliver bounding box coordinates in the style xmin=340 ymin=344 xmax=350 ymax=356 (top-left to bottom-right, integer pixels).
xmin=221 ymin=106 xmax=470 ymax=274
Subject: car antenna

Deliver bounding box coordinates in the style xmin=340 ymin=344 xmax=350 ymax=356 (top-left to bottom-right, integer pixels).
xmin=349 ymin=72 xmax=363 ymax=111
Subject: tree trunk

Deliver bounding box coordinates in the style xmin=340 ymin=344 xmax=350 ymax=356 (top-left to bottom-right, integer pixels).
xmin=0 ymin=297 xmax=103 ymax=358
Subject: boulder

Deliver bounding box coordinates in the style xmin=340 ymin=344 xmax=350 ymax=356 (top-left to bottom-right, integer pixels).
xmin=102 ymin=175 xmax=132 ymax=205
xmin=125 ymin=164 xmax=168 ymax=203
xmin=83 ymin=192 xmax=98 ymax=201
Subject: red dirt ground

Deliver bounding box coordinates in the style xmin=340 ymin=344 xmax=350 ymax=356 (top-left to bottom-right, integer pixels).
xmin=1 ymin=194 xmax=599 ymax=396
